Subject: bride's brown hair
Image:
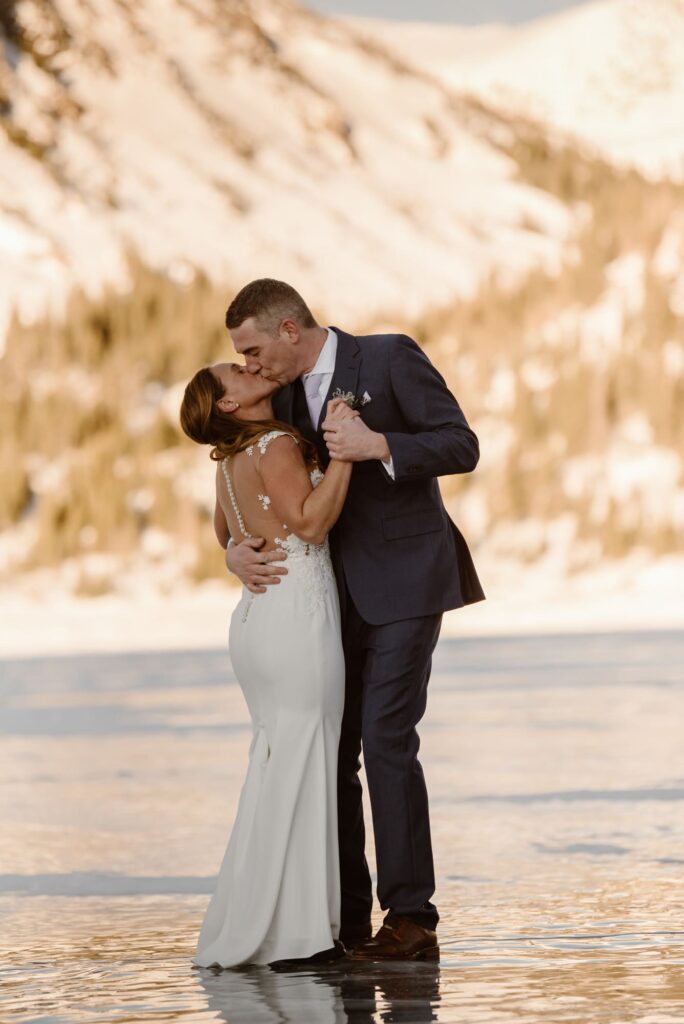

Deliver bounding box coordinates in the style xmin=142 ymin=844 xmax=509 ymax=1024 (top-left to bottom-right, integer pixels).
xmin=180 ymin=366 xmax=317 ymax=464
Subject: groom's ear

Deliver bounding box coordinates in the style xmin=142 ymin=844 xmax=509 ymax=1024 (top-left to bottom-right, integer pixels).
xmin=278 ymin=318 xmax=300 ymax=344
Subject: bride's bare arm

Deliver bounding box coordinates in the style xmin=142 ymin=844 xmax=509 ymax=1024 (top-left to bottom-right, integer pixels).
xmin=213 ymin=465 xmax=231 ymax=547
xmin=214 ymin=500 xmax=230 ymax=548
xmin=259 ymin=436 xmax=352 ymax=546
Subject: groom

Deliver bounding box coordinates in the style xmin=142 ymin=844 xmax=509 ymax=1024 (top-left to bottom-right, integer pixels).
xmin=224 ymin=278 xmax=485 ymax=960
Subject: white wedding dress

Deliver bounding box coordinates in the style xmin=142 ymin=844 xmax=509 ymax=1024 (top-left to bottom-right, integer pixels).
xmin=194 ymin=431 xmax=345 ymax=968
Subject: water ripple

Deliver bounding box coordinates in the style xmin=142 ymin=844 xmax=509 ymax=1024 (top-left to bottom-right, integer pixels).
xmin=1 ymin=631 xmax=683 ymax=1022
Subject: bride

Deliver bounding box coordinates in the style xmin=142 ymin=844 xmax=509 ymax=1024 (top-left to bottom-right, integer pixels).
xmin=179 ymin=361 xmax=357 ymax=969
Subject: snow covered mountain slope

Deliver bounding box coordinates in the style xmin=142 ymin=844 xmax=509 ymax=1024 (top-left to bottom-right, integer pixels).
xmin=0 ymin=0 xmax=572 ymax=348
xmin=347 ymin=0 xmax=684 ymax=181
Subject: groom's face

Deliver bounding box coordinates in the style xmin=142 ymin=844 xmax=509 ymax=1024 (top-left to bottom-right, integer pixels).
xmin=230 ymin=316 xmax=299 ymax=388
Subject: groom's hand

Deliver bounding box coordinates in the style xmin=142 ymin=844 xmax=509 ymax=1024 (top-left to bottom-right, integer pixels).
xmin=322 ymin=415 xmax=391 ymax=462
xmin=225 ymin=536 xmax=288 ymax=594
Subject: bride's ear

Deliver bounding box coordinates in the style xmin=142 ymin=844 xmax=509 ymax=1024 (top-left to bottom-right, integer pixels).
xmin=217 ymin=396 xmax=240 ymax=413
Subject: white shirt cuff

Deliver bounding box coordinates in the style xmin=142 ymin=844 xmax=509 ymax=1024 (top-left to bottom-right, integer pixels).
xmin=381 ymin=455 xmax=395 ymax=479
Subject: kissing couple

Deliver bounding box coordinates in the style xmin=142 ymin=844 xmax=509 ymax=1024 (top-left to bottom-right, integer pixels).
xmin=180 ymin=278 xmax=485 ymax=968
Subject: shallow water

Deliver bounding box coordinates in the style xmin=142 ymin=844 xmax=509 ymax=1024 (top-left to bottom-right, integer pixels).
xmin=1 ymin=630 xmax=683 ymax=1023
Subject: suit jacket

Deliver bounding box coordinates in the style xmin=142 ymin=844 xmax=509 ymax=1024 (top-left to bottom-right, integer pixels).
xmin=272 ymin=327 xmax=486 ymax=625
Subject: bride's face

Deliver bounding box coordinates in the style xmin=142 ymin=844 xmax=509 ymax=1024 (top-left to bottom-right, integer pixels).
xmin=211 ymin=362 xmax=278 ymax=417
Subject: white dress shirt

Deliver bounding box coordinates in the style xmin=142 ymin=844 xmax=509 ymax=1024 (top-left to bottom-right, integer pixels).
xmin=300 ymin=327 xmax=394 ymax=479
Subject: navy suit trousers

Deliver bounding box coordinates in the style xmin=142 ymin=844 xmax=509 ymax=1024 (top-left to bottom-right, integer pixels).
xmin=337 ymin=571 xmax=442 ymax=932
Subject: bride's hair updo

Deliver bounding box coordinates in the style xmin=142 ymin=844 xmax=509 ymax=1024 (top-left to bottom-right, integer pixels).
xmin=180 ymin=366 xmax=317 ymax=464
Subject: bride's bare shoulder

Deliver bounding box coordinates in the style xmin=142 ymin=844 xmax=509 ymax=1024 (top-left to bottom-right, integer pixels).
xmin=250 ymin=430 xmax=301 ymax=461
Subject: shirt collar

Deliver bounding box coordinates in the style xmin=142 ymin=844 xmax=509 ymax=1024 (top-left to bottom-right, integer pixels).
xmin=304 ymin=327 xmax=337 ymax=378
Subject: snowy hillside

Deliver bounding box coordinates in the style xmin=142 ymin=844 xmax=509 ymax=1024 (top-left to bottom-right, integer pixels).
xmin=0 ymin=0 xmax=573 ymax=348
xmin=348 ymin=0 xmax=684 ymax=180
xmin=1 ymin=0 xmax=682 ymax=641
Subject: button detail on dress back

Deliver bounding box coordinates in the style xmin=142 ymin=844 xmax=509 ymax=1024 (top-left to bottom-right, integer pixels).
xmin=222 ymin=458 xmax=255 ymax=622
xmin=222 ymin=460 xmax=251 ymax=540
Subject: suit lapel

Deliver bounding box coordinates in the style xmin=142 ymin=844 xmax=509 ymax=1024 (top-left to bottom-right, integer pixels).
xmin=274 ymin=380 xmax=295 ymax=425
xmin=273 ymin=328 xmax=360 ymax=468
xmin=275 ymin=377 xmax=326 ymax=463
xmin=317 ymin=326 xmax=361 ymax=432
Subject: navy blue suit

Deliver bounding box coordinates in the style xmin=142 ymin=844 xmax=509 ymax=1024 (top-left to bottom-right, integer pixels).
xmin=273 ymin=327 xmax=485 ymax=930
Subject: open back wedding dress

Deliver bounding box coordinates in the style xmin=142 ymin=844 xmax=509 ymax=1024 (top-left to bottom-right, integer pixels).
xmin=193 ymin=431 xmax=345 ymax=968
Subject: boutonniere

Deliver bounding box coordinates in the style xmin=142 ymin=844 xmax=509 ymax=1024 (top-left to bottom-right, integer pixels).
xmin=332 ymin=387 xmax=372 ymax=410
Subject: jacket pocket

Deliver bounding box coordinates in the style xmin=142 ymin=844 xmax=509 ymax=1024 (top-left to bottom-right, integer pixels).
xmin=381 ymin=509 xmax=443 ymax=541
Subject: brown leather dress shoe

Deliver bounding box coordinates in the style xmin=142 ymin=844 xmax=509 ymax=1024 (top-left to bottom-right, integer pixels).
xmin=339 ymin=921 xmax=373 ymax=949
xmin=348 ymin=917 xmax=439 ymax=961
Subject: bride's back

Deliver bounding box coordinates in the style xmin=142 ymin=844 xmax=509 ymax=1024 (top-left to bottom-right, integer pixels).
xmin=217 ymin=429 xmax=317 ymax=552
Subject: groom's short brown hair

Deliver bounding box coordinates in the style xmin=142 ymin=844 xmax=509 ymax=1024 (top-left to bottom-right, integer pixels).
xmin=226 ymin=279 xmax=317 ymax=335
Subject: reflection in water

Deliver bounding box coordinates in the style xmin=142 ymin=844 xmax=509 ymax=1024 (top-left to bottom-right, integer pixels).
xmin=196 ymin=960 xmax=441 ymax=1023
xmin=196 ymin=965 xmax=350 ymax=1024
xmin=1 ymin=630 xmax=684 ymax=1022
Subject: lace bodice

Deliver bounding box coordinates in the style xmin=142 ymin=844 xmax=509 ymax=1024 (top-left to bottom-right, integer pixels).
xmin=218 ymin=432 xmax=334 ymax=619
